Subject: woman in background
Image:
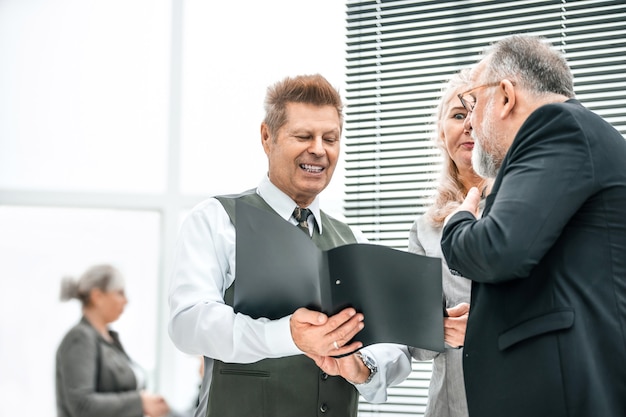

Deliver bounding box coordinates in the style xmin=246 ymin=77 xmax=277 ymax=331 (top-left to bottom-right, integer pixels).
xmin=56 ymin=264 xmax=172 ymax=417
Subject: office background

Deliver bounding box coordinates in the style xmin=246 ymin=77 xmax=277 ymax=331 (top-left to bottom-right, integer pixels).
xmin=1 ymin=1 xmax=624 ymax=416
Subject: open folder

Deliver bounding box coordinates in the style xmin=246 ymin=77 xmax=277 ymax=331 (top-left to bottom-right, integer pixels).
xmin=234 ymin=201 xmax=445 ymax=352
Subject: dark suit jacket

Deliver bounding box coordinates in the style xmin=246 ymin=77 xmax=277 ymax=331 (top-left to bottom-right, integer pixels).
xmin=56 ymin=317 xmax=144 ymax=417
xmin=441 ymin=99 xmax=626 ymax=417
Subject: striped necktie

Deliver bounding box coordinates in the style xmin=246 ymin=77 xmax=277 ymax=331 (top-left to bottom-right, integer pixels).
xmin=292 ymin=207 xmax=312 ymax=236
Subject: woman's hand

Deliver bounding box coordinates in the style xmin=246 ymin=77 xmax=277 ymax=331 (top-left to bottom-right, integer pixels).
xmin=444 ymin=302 xmax=470 ymax=348
xmin=140 ymin=391 xmax=171 ymax=417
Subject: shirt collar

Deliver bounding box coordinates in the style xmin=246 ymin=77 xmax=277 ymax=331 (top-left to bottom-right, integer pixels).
xmin=257 ymin=175 xmax=323 ymax=234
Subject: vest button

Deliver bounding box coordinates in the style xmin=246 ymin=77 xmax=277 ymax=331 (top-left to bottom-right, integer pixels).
xmin=320 ymin=404 xmax=328 ymax=413
xmin=320 ymin=372 xmax=329 ymax=380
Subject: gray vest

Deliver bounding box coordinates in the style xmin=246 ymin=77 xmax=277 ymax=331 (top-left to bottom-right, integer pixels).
xmin=207 ymin=190 xmax=359 ymax=417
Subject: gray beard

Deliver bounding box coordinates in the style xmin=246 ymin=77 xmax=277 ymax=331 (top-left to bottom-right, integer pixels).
xmin=471 ymin=97 xmax=502 ymax=179
xmin=472 ymin=136 xmax=500 ymax=179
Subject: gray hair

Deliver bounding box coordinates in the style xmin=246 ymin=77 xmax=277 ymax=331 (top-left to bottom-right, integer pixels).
xmin=60 ymin=264 xmax=125 ymax=306
xmin=481 ymin=35 xmax=575 ymax=98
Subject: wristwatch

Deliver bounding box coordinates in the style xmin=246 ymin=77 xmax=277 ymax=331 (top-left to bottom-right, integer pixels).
xmin=354 ymin=351 xmax=378 ymax=385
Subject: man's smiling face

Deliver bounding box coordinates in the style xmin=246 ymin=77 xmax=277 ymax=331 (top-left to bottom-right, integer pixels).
xmin=261 ymin=102 xmax=341 ymax=207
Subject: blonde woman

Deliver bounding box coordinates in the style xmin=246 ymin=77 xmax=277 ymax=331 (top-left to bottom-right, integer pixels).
xmin=305 ymin=71 xmax=491 ymax=416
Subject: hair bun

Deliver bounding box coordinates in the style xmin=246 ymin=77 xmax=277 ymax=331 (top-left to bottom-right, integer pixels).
xmin=59 ymin=276 xmax=79 ymax=301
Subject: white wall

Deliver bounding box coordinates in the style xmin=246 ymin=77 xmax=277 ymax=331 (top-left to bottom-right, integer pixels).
xmin=0 ymin=1 xmax=346 ymax=415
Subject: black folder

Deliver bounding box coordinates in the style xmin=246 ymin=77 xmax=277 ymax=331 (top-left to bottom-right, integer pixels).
xmin=234 ymin=201 xmax=445 ymax=352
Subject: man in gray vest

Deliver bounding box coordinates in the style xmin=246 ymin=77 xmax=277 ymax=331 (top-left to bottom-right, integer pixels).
xmin=168 ymin=74 xmax=408 ymax=417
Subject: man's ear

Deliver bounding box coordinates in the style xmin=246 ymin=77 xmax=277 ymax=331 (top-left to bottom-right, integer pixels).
xmin=260 ymin=123 xmax=271 ymax=154
xmin=500 ymin=79 xmax=516 ymax=118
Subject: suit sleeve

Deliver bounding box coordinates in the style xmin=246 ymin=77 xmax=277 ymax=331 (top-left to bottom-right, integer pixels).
xmin=442 ymin=103 xmax=595 ymax=283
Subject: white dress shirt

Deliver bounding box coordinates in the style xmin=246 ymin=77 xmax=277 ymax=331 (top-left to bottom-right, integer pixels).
xmin=168 ymin=176 xmax=410 ymax=415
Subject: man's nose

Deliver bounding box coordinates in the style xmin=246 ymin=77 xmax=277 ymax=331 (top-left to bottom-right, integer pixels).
xmin=308 ymin=137 xmax=325 ymax=155
xmin=463 ymin=114 xmax=472 ymax=132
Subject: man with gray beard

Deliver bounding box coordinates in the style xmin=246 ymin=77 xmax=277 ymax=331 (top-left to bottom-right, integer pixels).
xmin=470 ymin=98 xmax=504 ymax=179
xmin=441 ymin=35 xmax=626 ymax=417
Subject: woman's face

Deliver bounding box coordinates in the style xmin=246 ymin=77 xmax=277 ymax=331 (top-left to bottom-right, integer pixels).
xmin=96 ymin=288 xmax=128 ymax=324
xmin=440 ymin=89 xmax=473 ymax=171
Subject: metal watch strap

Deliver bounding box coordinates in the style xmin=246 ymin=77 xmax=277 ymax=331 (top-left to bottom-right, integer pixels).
xmin=354 ymin=351 xmax=377 ymax=385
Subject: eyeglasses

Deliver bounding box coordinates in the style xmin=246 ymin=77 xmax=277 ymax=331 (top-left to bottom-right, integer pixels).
xmin=457 ymin=82 xmax=501 ymax=112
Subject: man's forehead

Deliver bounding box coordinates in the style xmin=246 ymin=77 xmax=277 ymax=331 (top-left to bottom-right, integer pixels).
xmin=284 ymin=103 xmax=341 ymax=128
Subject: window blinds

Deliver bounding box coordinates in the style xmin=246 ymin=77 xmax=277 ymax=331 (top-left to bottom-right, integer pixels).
xmin=344 ymin=2 xmax=626 ymax=416
xmin=344 ymin=0 xmax=626 ymax=251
